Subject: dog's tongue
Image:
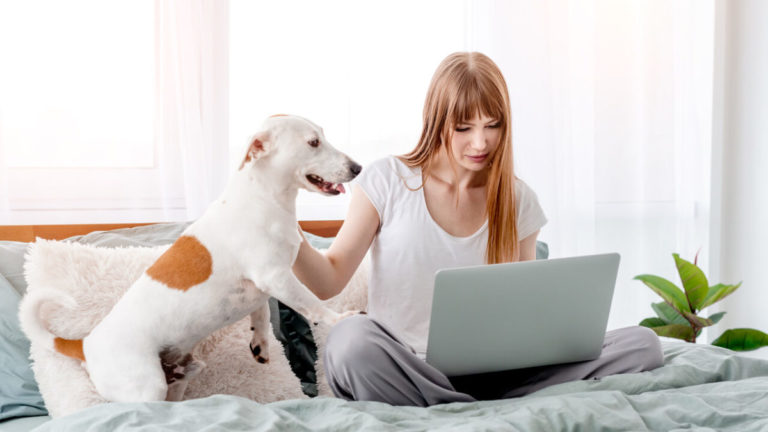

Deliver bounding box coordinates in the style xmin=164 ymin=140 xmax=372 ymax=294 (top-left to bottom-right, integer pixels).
xmin=321 ymin=182 xmax=346 ymax=194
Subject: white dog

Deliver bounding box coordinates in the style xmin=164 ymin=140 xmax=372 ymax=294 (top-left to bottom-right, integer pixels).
xmin=19 ymin=114 xmax=362 ymax=403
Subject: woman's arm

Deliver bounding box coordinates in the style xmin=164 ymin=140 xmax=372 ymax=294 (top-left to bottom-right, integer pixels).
xmin=293 ymin=184 xmax=380 ymax=300
xmin=519 ymin=229 xmax=540 ymax=261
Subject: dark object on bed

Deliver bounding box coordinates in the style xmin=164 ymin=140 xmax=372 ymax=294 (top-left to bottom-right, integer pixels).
xmin=270 ymin=299 xmax=319 ymax=397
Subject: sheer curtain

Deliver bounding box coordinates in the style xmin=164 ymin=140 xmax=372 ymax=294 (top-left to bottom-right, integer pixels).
xmin=710 ymin=0 xmax=768 ymax=341
xmin=0 ymin=143 xmax=8 ymax=223
xmin=231 ymin=0 xmax=715 ymax=330
xmin=0 ymin=1 xmax=716 ymax=332
xmin=0 ymin=1 xmax=159 ymax=224
xmin=469 ymin=0 xmax=714 ymax=330
xmin=0 ymin=1 xmax=228 ymax=224
xmin=156 ymin=0 xmax=230 ymax=221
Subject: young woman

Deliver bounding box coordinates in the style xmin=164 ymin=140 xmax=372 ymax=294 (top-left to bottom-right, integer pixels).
xmin=293 ymin=52 xmax=663 ymax=407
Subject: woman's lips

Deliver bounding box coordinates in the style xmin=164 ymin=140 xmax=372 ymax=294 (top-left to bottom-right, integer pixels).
xmin=466 ymin=154 xmax=488 ymax=163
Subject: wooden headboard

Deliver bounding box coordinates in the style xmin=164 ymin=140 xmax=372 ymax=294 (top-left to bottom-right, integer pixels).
xmin=0 ymin=220 xmax=344 ymax=242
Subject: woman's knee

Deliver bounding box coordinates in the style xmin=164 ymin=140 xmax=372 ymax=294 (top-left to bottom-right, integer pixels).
xmin=627 ymin=326 xmax=665 ymax=371
xmin=325 ymin=315 xmax=381 ymax=370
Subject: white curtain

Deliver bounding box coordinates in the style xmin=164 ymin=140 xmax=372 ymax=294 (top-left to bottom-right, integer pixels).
xmin=710 ymin=0 xmax=768 ymax=341
xmin=0 ymin=141 xmax=9 ymax=223
xmin=0 ymin=1 xmax=229 ymax=224
xmin=156 ymin=0 xmax=230 ymax=221
xmin=0 ymin=1 xmax=722 ymax=334
xmin=468 ymin=0 xmax=714 ymax=330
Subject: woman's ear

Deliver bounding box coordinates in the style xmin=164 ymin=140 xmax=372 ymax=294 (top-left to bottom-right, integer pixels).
xmin=239 ymin=129 xmax=272 ymax=170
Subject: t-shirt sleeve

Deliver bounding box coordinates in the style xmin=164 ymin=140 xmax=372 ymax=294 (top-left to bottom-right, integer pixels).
xmin=352 ymin=157 xmax=392 ymax=228
xmin=515 ymin=179 xmax=548 ymax=240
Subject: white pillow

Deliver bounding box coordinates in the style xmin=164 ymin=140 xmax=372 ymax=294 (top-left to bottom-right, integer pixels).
xmin=22 ymin=239 xmax=369 ymax=417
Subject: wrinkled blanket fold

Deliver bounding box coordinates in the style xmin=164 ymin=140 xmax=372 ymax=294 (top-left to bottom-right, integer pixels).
xmin=33 ymin=341 xmax=768 ymax=431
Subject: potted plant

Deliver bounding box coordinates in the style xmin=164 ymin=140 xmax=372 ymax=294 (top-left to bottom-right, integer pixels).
xmin=635 ymin=252 xmax=768 ymax=351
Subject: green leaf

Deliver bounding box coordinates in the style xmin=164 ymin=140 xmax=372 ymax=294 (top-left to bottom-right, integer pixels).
xmin=648 ymin=324 xmax=695 ymax=342
xmin=712 ymin=328 xmax=768 ymax=351
xmin=708 ymin=311 xmax=726 ymax=325
xmin=699 ymin=282 xmax=742 ymax=310
xmin=640 ymin=317 xmax=667 ymax=328
xmin=651 ymin=302 xmax=689 ymax=325
xmin=673 ymin=253 xmax=709 ymax=311
xmin=634 ymin=274 xmax=690 ymax=313
xmin=684 ymin=314 xmax=714 ymax=328
xmin=652 ymin=300 xmax=713 ymax=328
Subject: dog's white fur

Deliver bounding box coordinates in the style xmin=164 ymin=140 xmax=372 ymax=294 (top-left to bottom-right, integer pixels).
xmin=22 ymin=239 xmax=370 ymax=417
xmin=19 ymin=115 xmax=361 ymax=403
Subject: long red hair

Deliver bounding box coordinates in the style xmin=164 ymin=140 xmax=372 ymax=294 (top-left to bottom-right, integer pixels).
xmin=400 ymin=52 xmax=518 ymax=263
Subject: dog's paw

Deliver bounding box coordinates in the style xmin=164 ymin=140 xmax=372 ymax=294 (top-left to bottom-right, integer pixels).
xmin=249 ymin=325 xmax=270 ymax=364
xmin=162 ymin=354 xmax=205 ymax=384
xmin=249 ymin=341 xmax=270 ymax=364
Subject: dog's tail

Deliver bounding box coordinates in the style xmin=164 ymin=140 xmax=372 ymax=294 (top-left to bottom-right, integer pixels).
xmin=18 ymin=289 xmax=86 ymax=362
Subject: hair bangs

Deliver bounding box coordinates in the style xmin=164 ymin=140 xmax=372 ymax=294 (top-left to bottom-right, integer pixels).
xmin=451 ymin=73 xmax=506 ymax=126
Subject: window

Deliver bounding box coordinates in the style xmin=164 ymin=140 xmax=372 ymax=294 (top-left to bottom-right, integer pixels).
xmin=0 ymin=1 xmax=186 ymax=224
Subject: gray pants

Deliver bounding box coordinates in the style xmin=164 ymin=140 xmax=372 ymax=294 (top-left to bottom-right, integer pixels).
xmin=324 ymin=315 xmax=664 ymax=407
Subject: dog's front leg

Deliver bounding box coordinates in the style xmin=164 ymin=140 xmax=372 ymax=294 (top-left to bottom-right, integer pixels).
xmin=248 ymin=302 xmax=270 ymax=364
xmin=253 ymin=270 xmax=355 ymax=326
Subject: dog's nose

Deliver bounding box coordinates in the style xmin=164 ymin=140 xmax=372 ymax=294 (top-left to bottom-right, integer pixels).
xmin=349 ymin=162 xmax=362 ymax=176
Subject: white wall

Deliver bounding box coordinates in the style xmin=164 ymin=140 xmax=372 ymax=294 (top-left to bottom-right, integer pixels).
xmin=709 ymin=0 xmax=768 ymax=339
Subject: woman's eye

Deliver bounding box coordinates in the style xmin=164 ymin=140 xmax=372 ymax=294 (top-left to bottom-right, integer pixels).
xmin=487 ymin=123 xmax=501 ymax=129
xmin=455 ymin=127 xmax=470 ymax=132
xmin=308 ymin=138 xmax=319 ymax=147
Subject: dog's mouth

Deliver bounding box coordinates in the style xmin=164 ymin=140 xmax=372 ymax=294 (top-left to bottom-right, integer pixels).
xmin=306 ymin=174 xmax=346 ymax=195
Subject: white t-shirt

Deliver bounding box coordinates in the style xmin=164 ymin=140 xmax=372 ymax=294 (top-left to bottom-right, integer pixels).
xmin=354 ymin=155 xmax=548 ymax=357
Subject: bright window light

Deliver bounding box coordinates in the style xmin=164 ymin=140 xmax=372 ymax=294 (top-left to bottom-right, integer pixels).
xmin=0 ymin=0 xmax=155 ymax=168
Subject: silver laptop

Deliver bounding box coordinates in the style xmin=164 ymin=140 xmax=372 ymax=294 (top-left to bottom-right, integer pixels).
xmin=426 ymin=253 xmax=620 ymax=376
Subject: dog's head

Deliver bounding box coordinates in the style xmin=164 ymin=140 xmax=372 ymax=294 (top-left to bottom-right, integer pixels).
xmin=239 ymin=115 xmax=362 ymax=195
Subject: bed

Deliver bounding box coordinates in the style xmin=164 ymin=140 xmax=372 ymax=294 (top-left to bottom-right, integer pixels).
xmin=2 ymin=222 xmax=768 ymax=431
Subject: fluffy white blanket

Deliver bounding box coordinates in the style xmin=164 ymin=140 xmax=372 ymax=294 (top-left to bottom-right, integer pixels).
xmin=22 ymin=240 xmax=369 ymax=417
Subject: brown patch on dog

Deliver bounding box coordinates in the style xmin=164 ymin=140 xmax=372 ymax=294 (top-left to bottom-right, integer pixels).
xmin=269 ymin=113 xmax=288 ymax=117
xmin=54 ymin=337 xmax=85 ymax=362
xmin=146 ymin=235 xmax=212 ymax=291
xmin=239 ymin=138 xmax=265 ymax=170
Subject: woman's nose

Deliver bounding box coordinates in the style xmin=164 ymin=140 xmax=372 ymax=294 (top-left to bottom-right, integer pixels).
xmin=471 ymin=131 xmax=486 ymax=149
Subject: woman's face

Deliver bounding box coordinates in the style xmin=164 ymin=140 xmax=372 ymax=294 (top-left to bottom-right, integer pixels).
xmin=448 ymin=113 xmax=502 ymax=172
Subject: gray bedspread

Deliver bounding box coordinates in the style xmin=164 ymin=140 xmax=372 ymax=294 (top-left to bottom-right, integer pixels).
xmin=31 ymin=341 xmax=768 ymax=431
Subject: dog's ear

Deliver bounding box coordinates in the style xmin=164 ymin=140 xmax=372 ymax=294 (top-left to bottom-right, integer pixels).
xmin=239 ymin=130 xmax=272 ymax=170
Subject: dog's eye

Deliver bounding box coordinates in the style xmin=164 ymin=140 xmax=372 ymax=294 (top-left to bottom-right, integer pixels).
xmin=308 ymin=138 xmax=320 ymax=148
